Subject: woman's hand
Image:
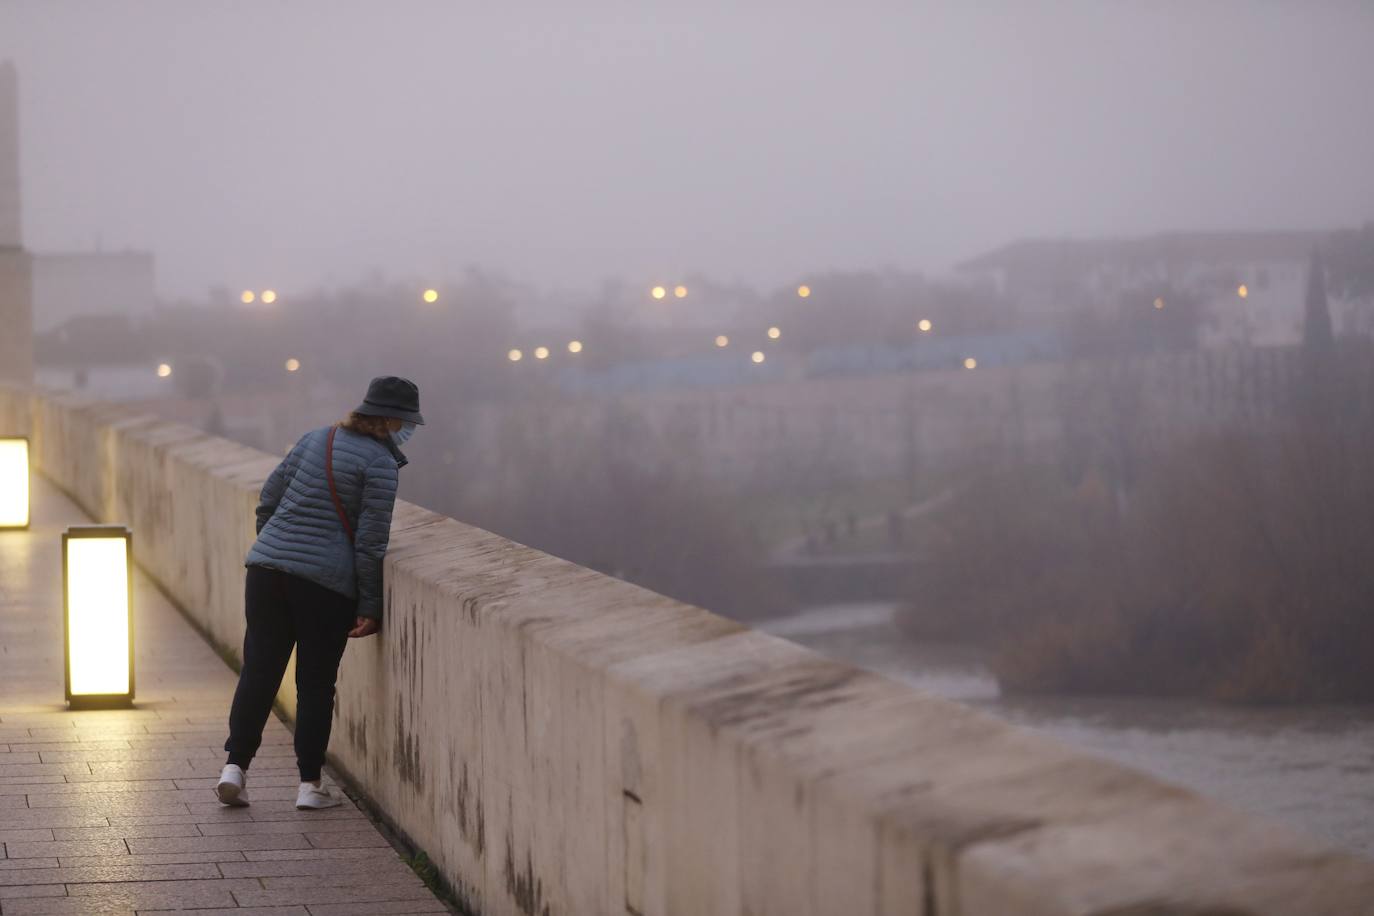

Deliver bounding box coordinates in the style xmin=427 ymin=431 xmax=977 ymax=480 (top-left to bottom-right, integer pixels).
xmin=348 ymin=617 xmax=380 ymax=639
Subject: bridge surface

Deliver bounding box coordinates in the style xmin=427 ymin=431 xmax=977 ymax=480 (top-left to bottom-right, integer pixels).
xmin=0 ymin=476 xmax=448 ymax=915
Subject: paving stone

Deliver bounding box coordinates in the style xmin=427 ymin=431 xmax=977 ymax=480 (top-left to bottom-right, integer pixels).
xmin=304 ymin=830 xmax=391 ymax=849
xmin=2 ymin=902 xmax=137 ymax=916
xmin=0 ymin=862 xmax=220 ymax=885
xmin=4 ymin=838 xmax=130 ymax=858
xmin=23 ymin=792 xmax=192 ymax=813
xmin=0 ymin=883 xmax=69 ymax=901
xmin=0 ymin=857 xmax=58 ymax=870
xmin=199 ymin=818 xmax=373 ymax=837
xmin=241 ymin=846 xmax=404 ymax=861
xmin=10 ymin=741 xmax=134 ymax=752
xmin=233 ymin=884 xmax=441 ymax=908
xmin=38 ymin=748 xmax=217 ymax=763
xmin=128 ymin=833 xmax=313 ymax=854
xmin=104 ymin=812 xmax=242 ymax=827
xmin=59 ymin=851 xmax=246 ymax=867
xmin=63 ymin=876 xmax=260 ymax=899
xmin=0 ymin=775 xmax=68 ymax=788
xmin=2 ymin=779 xmax=178 ymax=796
xmin=0 ymin=809 xmax=112 ymax=829
xmin=305 ymin=901 xmax=451 ymax=915
xmin=0 ymin=763 xmax=90 ymax=777
xmin=245 ymin=808 xmax=366 ymax=823
xmin=50 ymin=823 xmax=201 ymax=841
xmin=140 ymin=908 xmax=311 ymax=916
xmin=219 ymin=857 xmax=417 ymax=879
xmin=82 ymin=763 xmax=198 ymax=780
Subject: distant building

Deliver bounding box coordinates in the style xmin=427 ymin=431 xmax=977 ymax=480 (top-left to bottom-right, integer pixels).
xmin=31 ymin=249 xmax=156 ymax=333
xmin=957 ymin=231 xmax=1331 ymax=348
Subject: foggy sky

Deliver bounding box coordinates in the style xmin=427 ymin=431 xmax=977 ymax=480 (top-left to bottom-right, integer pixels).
xmin=2 ymin=0 xmax=1372 ymax=301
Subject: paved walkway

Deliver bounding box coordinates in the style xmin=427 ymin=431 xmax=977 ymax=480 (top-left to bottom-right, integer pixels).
xmin=0 ymin=476 xmax=449 ymax=915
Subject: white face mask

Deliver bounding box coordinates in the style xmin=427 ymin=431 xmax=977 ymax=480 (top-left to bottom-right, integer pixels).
xmin=390 ymin=422 xmax=416 ymax=448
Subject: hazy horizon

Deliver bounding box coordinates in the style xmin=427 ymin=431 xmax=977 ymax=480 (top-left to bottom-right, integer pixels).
xmin=3 ymin=0 xmax=1372 ymax=301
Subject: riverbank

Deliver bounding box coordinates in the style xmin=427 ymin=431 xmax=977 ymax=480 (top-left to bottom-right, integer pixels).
xmin=759 ymin=602 xmax=1374 ymax=857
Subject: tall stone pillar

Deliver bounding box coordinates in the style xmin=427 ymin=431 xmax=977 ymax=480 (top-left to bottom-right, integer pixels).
xmin=0 ymin=60 xmax=33 ymax=384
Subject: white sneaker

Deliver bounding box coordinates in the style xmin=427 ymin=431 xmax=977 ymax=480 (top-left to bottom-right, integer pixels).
xmin=296 ymin=781 xmax=342 ymax=810
xmin=215 ymin=764 xmax=250 ymax=807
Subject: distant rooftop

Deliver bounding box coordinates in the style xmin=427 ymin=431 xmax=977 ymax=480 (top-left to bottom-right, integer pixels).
xmin=957 ymin=230 xmax=1331 ymax=273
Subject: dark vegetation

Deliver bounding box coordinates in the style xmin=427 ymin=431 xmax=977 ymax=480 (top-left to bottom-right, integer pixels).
xmin=905 ymin=257 xmax=1374 ymax=703
xmin=415 ymin=401 xmax=785 ymax=620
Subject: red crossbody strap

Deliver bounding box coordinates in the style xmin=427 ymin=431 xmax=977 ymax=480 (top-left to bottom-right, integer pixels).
xmin=326 ymin=426 xmax=355 ymax=544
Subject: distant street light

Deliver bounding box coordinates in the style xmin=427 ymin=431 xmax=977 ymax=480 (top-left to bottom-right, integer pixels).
xmin=261 ymin=290 xmax=278 ymax=304
xmin=534 ymin=346 xmax=550 ymax=360
xmin=0 ymin=437 xmax=29 ymax=529
xmin=1237 ymin=284 xmax=1249 ymax=299
xmin=767 ymin=326 xmax=781 ymax=339
xmin=918 ymin=319 xmax=932 ymax=332
xmin=751 ymin=351 xmax=766 ymax=364
xmin=508 ymin=349 xmax=523 ymax=362
xmin=422 ymin=289 xmax=439 ymax=304
xmin=964 ymin=357 xmax=978 ymax=370
xmin=674 ymin=285 xmax=688 ymax=298
xmin=651 ymin=286 xmax=667 ymax=300
xmin=285 ymin=358 xmax=301 ymax=372
xmin=240 ymin=291 xmax=255 ymax=304
xmin=715 ymin=335 xmax=730 ymax=348
xmin=156 ymin=363 xmax=172 ymax=378
xmin=797 ymin=285 xmax=811 ymax=298
xmin=568 ymin=340 xmax=583 ymax=354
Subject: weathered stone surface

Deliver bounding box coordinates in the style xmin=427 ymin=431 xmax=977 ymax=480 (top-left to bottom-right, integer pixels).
xmin=4 ymin=382 xmax=1373 ymax=915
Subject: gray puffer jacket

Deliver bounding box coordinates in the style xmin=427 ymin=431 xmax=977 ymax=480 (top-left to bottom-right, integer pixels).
xmin=245 ymin=426 xmax=400 ymax=620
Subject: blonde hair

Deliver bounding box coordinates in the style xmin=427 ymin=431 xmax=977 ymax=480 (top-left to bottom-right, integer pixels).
xmin=339 ymin=412 xmax=393 ymax=440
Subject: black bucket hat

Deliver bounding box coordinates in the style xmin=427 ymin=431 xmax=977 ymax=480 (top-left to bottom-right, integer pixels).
xmin=354 ymin=376 xmax=425 ymax=425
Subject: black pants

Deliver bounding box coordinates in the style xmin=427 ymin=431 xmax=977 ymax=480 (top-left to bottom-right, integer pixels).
xmin=225 ymin=566 xmax=354 ymax=782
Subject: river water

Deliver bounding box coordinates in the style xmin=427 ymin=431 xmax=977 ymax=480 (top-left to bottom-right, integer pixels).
xmin=758 ymin=602 xmax=1374 ymax=857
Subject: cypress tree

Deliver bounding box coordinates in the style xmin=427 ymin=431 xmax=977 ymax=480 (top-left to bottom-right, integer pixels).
xmin=1304 ymin=249 xmax=1334 ymax=354
xmin=1299 ymin=248 xmax=1337 ymax=422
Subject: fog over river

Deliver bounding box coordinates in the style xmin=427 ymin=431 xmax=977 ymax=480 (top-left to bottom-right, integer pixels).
xmin=760 ymin=603 xmax=1374 ymax=857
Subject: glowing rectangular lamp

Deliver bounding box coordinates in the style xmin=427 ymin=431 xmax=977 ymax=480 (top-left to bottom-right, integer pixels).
xmin=63 ymin=526 xmax=135 ymax=708
xmin=0 ymin=436 xmax=28 ymax=529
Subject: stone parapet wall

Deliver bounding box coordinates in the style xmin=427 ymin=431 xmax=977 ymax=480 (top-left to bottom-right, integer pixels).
xmin=2 ymin=383 xmax=1370 ymax=915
